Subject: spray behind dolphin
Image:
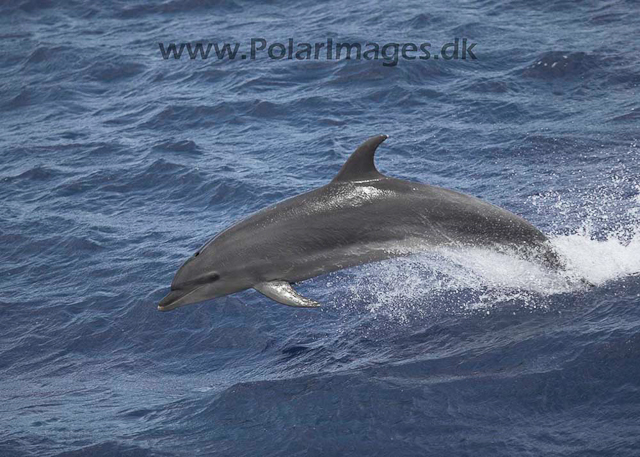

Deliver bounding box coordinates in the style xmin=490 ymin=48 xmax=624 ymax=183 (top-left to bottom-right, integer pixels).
xmin=158 ymin=135 xmax=568 ymax=311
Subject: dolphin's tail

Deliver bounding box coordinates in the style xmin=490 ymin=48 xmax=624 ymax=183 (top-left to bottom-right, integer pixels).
xmin=538 ymin=242 xmax=596 ymax=288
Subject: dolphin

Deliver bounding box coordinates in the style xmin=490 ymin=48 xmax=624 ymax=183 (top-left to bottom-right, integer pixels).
xmin=158 ymin=134 xmax=564 ymax=311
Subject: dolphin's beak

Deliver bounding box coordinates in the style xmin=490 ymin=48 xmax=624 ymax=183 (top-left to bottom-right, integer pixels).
xmin=157 ymin=286 xmax=204 ymax=312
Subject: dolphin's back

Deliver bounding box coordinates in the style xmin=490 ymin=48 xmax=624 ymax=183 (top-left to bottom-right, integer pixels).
xmin=209 ymin=176 xmax=552 ymax=284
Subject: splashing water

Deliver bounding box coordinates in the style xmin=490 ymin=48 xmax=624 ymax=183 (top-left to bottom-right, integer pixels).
xmin=323 ymin=224 xmax=640 ymax=323
xmin=551 ymin=228 xmax=640 ymax=286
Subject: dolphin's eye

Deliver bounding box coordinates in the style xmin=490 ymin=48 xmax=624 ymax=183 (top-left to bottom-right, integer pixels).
xmin=194 ymin=251 xmax=200 ymax=257
xmin=209 ymin=273 xmax=220 ymax=281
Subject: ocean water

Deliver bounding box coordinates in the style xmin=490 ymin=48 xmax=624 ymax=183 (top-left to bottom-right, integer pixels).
xmin=2 ymin=0 xmax=640 ymax=455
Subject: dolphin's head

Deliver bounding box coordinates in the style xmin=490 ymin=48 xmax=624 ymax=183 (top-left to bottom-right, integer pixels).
xmin=157 ymin=243 xmax=249 ymax=312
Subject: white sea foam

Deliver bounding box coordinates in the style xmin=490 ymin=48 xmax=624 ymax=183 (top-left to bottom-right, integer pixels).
xmin=326 ymin=219 xmax=640 ymax=322
xmin=551 ymin=227 xmax=640 ymax=287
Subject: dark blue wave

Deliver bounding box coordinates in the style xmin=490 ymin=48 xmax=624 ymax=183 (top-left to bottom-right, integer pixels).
xmin=1 ymin=0 xmax=640 ymax=456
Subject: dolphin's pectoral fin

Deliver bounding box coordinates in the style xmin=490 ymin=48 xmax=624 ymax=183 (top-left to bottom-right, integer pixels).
xmin=254 ymin=281 xmax=321 ymax=308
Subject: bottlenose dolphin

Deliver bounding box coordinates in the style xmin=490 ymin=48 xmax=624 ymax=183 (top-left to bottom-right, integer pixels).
xmin=158 ymin=134 xmax=564 ymax=311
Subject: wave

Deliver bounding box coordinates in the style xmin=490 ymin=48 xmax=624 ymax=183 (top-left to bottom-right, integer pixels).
xmin=323 ymin=227 xmax=639 ymax=324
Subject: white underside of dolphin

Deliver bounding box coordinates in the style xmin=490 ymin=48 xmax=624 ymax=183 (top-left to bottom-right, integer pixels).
xmin=158 ymin=135 xmax=566 ymax=312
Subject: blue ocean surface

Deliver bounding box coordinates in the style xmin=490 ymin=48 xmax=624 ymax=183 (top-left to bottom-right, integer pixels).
xmin=2 ymin=0 xmax=640 ymax=455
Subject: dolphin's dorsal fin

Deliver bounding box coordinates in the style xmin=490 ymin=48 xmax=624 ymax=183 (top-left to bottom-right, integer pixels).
xmin=332 ymin=134 xmax=388 ymax=183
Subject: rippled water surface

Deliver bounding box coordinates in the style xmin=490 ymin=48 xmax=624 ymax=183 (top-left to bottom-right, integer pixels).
xmin=2 ymin=0 xmax=640 ymax=456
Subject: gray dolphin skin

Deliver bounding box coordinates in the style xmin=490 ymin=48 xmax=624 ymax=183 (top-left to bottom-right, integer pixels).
xmin=158 ymin=134 xmax=563 ymax=311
